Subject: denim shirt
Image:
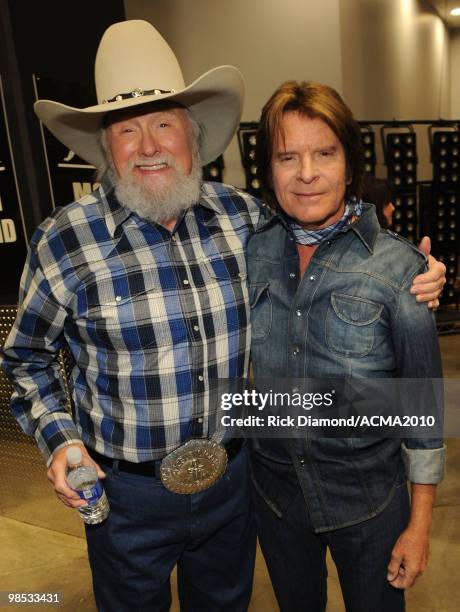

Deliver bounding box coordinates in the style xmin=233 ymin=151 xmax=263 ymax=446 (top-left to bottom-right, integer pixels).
xmin=248 ymin=203 xmax=445 ymax=532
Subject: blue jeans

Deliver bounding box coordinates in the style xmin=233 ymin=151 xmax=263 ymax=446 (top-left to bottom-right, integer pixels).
xmin=85 ymin=446 xmax=256 ymax=612
xmin=253 ymin=480 xmax=410 ymax=612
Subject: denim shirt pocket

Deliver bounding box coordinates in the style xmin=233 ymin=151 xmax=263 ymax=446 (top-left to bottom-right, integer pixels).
xmin=249 ymin=282 xmax=272 ymax=342
xmin=325 ymin=293 xmax=383 ymax=357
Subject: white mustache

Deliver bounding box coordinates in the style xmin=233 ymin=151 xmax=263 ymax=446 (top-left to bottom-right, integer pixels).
xmin=128 ymin=155 xmax=178 ymax=171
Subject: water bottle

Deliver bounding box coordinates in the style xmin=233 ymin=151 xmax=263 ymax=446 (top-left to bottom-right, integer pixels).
xmin=66 ymin=446 xmax=110 ymax=525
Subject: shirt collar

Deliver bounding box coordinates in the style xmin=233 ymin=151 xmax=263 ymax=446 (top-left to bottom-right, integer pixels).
xmin=198 ymin=183 xmax=227 ymax=215
xmin=347 ymin=203 xmax=380 ymax=253
xmin=255 ymin=201 xmax=380 ymax=253
xmin=97 ymin=181 xmax=132 ymax=238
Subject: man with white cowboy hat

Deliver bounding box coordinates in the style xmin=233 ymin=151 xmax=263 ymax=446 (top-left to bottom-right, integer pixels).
xmin=0 ymin=18 xmax=446 ymax=612
xmin=1 ymin=19 xmax=260 ymax=611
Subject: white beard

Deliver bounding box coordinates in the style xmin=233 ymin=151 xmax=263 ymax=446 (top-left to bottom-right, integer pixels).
xmin=107 ymin=149 xmax=202 ymax=225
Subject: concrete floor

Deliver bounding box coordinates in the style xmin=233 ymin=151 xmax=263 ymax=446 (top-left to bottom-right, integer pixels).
xmin=0 ymin=335 xmax=459 ymax=611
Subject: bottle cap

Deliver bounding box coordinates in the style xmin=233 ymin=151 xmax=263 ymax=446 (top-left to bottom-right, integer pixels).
xmin=66 ymin=446 xmax=83 ymax=465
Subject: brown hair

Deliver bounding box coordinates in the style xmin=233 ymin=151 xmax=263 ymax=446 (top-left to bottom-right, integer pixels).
xmin=361 ymin=175 xmax=394 ymax=229
xmin=256 ymin=81 xmax=364 ymax=210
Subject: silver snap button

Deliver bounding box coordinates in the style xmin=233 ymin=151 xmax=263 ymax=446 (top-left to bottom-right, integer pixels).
xmin=289 ymin=272 xmax=296 ymax=278
xmin=193 ymin=325 xmax=199 ymax=331
xmin=309 ymin=275 xmax=316 ymax=282
xmin=115 ymin=296 xmax=122 ymax=302
xmin=198 ymin=375 xmax=204 ymax=381
xmin=296 ymin=310 xmax=302 ymax=317
xmin=182 ymin=279 xmax=189 ymax=285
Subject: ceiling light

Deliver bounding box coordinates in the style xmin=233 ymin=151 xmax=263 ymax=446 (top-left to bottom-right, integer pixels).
xmin=450 ymin=8 xmax=460 ymax=15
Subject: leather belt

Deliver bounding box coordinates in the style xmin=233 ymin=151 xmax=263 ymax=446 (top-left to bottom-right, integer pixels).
xmin=88 ymin=438 xmax=243 ymax=480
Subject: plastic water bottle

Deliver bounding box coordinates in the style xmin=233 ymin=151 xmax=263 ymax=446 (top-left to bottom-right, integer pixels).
xmin=66 ymin=446 xmax=110 ymax=525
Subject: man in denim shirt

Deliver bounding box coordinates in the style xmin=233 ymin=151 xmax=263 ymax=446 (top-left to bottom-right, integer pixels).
xmin=248 ymin=81 xmax=445 ymax=612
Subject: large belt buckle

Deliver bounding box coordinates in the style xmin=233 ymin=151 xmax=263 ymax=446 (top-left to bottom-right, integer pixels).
xmin=160 ymin=439 xmax=228 ymax=494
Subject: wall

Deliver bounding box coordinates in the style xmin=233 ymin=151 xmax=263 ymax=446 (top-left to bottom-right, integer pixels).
xmin=450 ymin=28 xmax=460 ymax=118
xmin=124 ymin=0 xmax=452 ymax=185
xmin=340 ymin=0 xmax=451 ymax=182
xmin=124 ymin=0 xmax=343 ymax=187
xmin=340 ymin=0 xmax=450 ymax=121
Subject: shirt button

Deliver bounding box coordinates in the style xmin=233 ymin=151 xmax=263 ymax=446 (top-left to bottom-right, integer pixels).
xmin=115 ymin=296 xmax=122 ymax=302
xmin=182 ymin=279 xmax=189 ymax=285
xmin=292 ymin=387 xmax=299 ymax=393
xmin=197 ymin=417 xmax=203 ymax=423
xmin=296 ymin=310 xmax=302 ymax=317
xmin=292 ymin=347 xmax=299 ymax=356
xmin=309 ymin=275 xmax=316 ymax=282
xmin=299 ymin=458 xmax=305 ymax=465
xmin=198 ymin=375 xmax=204 ymax=381
xmin=289 ymin=272 xmax=296 ymax=279
xmin=193 ymin=324 xmax=199 ymax=331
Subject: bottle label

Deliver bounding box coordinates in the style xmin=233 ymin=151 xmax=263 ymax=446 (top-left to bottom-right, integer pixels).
xmin=76 ymin=480 xmax=103 ymax=505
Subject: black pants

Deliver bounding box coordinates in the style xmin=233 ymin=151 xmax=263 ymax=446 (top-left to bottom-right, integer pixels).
xmin=254 ymin=482 xmax=410 ymax=612
xmin=85 ymin=446 xmax=256 ymax=612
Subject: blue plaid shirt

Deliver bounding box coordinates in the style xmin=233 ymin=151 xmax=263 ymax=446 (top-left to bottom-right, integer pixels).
xmin=0 ymin=181 xmax=261 ymax=465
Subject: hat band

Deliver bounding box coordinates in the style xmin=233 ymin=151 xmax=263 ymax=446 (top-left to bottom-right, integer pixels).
xmin=102 ymin=87 xmax=177 ymax=104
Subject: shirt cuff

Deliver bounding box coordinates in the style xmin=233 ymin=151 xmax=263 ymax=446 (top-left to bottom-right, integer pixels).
xmin=34 ymin=412 xmax=82 ymax=466
xmin=401 ymin=442 xmax=446 ymax=484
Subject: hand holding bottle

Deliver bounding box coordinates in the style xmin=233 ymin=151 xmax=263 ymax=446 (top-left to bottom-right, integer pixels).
xmin=46 ymin=444 xmax=107 ymax=516
xmin=65 ymin=446 xmax=110 ymax=524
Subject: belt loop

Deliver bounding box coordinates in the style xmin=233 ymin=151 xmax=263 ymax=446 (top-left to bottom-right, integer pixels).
xmin=111 ymin=459 xmax=120 ymax=476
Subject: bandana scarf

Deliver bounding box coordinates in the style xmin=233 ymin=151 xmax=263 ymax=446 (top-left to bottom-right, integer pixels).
xmin=289 ymin=198 xmax=363 ymax=245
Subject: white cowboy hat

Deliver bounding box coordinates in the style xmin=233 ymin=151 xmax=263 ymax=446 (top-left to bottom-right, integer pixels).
xmin=34 ymin=20 xmax=245 ymax=167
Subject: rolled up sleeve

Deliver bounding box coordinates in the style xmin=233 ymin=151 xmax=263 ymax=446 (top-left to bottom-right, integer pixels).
xmin=391 ymin=261 xmax=445 ymax=484
xmin=401 ymin=442 xmax=446 ymax=484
